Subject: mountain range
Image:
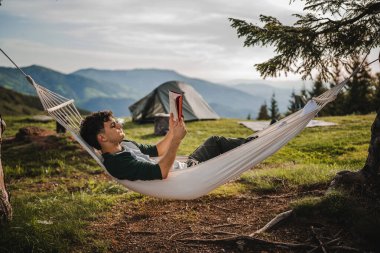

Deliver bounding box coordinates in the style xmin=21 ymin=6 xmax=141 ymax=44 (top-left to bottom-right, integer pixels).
xmin=0 ymin=65 xmax=299 ymax=118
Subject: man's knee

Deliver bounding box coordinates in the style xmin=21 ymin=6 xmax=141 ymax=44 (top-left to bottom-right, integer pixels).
xmin=204 ymin=135 xmax=223 ymax=145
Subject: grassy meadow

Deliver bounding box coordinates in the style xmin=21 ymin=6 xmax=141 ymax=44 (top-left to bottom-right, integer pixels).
xmin=0 ymin=113 xmax=378 ymax=252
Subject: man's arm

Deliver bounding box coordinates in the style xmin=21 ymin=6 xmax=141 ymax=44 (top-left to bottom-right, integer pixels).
xmin=158 ymin=117 xmax=186 ymax=179
xmin=156 ymin=113 xmax=175 ymax=156
xmin=103 ymin=152 xmax=162 ymax=181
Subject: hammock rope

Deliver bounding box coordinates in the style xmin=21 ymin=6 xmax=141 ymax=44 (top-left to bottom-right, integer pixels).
xmin=1 ymin=48 xmax=378 ymax=200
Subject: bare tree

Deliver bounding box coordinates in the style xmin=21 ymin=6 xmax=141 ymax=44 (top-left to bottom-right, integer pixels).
xmin=0 ymin=115 xmax=12 ymax=224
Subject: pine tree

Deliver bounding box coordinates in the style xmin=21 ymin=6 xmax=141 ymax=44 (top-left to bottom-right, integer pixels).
xmin=287 ymin=88 xmax=307 ymax=116
xmin=300 ymin=84 xmax=308 ymax=101
xmin=308 ymin=74 xmax=327 ymax=98
xmin=308 ymin=74 xmax=328 ymax=116
xmin=325 ymin=60 xmax=346 ymax=116
xmin=269 ymin=93 xmax=280 ymax=121
xmin=286 ymin=90 xmax=298 ymax=115
xmin=230 ymin=1 xmax=380 ymax=80
xmin=344 ymin=55 xmax=374 ymax=115
xmin=230 ymin=0 xmax=380 ymax=194
xmin=257 ymin=101 xmax=270 ymax=120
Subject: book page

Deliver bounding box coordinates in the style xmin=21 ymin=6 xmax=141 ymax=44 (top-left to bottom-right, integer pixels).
xmin=169 ymin=90 xmax=183 ymax=121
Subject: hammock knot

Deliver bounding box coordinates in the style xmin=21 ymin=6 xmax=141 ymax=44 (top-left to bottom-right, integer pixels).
xmin=26 ymin=75 xmax=37 ymax=87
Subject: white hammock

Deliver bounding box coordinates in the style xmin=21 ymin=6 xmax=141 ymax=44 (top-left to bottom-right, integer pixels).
xmin=23 ymin=73 xmax=353 ymax=200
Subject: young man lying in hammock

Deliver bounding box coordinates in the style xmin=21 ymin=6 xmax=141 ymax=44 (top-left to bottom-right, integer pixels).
xmin=80 ymin=111 xmax=255 ymax=181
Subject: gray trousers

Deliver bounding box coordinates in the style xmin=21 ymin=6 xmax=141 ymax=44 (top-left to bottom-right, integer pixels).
xmin=186 ymin=136 xmax=251 ymax=167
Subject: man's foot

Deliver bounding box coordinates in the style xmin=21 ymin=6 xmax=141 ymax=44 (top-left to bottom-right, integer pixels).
xmin=186 ymin=158 xmax=199 ymax=167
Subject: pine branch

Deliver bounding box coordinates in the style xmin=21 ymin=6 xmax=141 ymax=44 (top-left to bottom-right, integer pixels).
xmin=229 ymin=0 xmax=380 ymax=79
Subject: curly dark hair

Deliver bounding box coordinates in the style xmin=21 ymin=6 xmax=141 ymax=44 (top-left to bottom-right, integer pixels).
xmin=80 ymin=110 xmax=113 ymax=150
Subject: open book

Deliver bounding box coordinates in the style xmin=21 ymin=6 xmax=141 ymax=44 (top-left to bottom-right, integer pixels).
xmin=169 ymin=90 xmax=183 ymax=121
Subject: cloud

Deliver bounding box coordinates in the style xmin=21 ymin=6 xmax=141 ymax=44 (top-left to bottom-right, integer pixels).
xmin=0 ymin=0 xmax=307 ymax=81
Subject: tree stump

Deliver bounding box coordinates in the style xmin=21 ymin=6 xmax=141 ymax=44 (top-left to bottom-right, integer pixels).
xmin=56 ymin=121 xmax=66 ymax=134
xmin=0 ymin=116 xmax=12 ymax=224
xmin=154 ymin=113 xmax=169 ymax=136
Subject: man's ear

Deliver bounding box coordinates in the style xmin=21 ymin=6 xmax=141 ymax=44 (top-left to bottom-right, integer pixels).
xmin=97 ymin=133 xmax=107 ymax=143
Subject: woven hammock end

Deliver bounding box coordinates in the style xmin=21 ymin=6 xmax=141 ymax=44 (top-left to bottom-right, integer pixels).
xmin=25 ymin=75 xmax=36 ymax=86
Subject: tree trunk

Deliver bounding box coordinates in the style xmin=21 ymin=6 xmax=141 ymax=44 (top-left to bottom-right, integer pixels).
xmin=330 ymin=109 xmax=380 ymax=196
xmin=0 ymin=116 xmax=12 ymax=224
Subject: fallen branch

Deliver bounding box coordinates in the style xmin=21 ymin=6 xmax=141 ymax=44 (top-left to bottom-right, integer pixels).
xmin=249 ymin=209 xmax=293 ymax=236
xmin=130 ymin=230 xmax=157 ymax=235
xmin=212 ymin=223 xmax=244 ymax=228
xmin=213 ymin=231 xmax=241 ymax=236
xmin=176 ymin=235 xmax=315 ymax=251
xmin=329 ymin=245 xmax=361 ymax=252
xmin=169 ymin=228 xmax=189 ymax=240
xmin=325 ymin=237 xmax=341 ymax=246
xmin=311 ymin=226 xmax=327 ymax=253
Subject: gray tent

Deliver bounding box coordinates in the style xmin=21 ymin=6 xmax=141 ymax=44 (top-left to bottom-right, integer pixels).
xmin=129 ymin=81 xmax=220 ymax=123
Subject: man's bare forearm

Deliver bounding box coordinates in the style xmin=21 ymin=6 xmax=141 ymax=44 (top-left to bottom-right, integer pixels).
xmin=156 ymin=114 xmax=176 ymax=156
xmin=158 ymin=139 xmax=181 ymax=179
xmin=158 ymin=116 xmax=186 ymax=179
xmin=156 ymin=130 xmax=173 ymax=156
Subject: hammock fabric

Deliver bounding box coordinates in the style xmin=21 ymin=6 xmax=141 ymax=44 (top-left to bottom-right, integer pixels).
xmin=23 ymin=71 xmax=355 ymax=200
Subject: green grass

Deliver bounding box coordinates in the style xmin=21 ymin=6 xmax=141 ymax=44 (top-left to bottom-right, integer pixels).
xmin=0 ymin=192 xmax=117 ymax=252
xmin=2 ymin=134 xmax=99 ymax=179
xmin=0 ymin=113 xmax=377 ymax=252
xmin=235 ymin=114 xmax=374 ymax=193
xmin=1 ymin=115 xmax=56 ymax=137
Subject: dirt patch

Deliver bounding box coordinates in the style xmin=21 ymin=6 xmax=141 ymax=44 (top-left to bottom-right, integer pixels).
xmin=5 ymin=126 xmax=83 ymax=153
xmin=15 ymin=126 xmax=56 ymax=141
xmin=88 ymin=188 xmax=361 ymax=252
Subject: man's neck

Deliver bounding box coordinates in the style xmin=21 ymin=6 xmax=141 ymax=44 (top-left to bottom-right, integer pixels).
xmin=101 ymin=142 xmax=123 ymax=154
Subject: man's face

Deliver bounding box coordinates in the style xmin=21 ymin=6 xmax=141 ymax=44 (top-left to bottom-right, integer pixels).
xmin=100 ymin=117 xmax=125 ymax=144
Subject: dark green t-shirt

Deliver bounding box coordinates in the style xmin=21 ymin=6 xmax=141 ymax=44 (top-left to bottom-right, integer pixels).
xmin=102 ymin=140 xmax=162 ymax=181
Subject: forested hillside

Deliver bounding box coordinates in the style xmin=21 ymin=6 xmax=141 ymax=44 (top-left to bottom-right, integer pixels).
xmin=0 ymin=86 xmax=43 ymax=115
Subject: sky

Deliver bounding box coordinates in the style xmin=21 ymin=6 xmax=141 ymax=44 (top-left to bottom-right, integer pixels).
xmin=0 ymin=0 xmax=378 ymax=84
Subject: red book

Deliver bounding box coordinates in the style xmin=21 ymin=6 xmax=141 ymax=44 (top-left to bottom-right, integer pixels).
xmin=169 ymin=90 xmax=183 ymax=120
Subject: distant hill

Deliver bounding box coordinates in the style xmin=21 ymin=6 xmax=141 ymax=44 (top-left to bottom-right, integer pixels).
xmin=232 ymin=83 xmax=294 ymax=112
xmin=0 ymin=86 xmax=89 ymax=116
xmin=0 ymin=65 xmax=132 ymax=102
xmin=0 ymin=65 xmax=297 ymax=118
xmin=0 ymin=65 xmax=134 ymax=116
xmin=81 ymin=97 xmax=136 ymax=116
xmin=73 ymin=68 xmax=265 ymax=118
xmin=0 ymin=86 xmax=43 ymax=115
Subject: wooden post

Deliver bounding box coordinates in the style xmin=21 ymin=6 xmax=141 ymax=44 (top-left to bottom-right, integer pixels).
xmin=0 ymin=115 xmax=12 ymax=224
xmin=56 ymin=121 xmax=66 ymax=134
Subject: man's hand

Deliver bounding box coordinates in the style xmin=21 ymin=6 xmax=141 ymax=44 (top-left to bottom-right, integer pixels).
xmin=169 ymin=113 xmax=175 ymax=130
xmin=156 ymin=113 xmax=184 ymax=157
xmin=168 ymin=113 xmax=176 ymax=137
xmin=172 ymin=116 xmax=187 ymax=142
